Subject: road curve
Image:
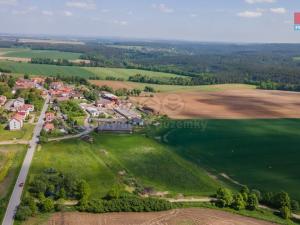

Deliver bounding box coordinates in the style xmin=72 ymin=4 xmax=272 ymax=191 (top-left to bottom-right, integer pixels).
xmin=2 ymin=94 xmax=50 ymax=225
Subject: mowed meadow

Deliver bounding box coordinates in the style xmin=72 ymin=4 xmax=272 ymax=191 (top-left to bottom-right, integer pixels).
xmin=155 ymin=119 xmax=300 ymax=201
xmin=28 ymin=134 xmax=220 ymax=199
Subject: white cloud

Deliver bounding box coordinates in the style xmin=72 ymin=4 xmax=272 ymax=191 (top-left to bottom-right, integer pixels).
xmin=270 ymin=8 xmax=286 ymax=14
xmin=190 ymin=13 xmax=198 ymax=18
xmin=42 ymin=10 xmax=53 ymax=16
xmin=0 ymin=0 xmax=17 ymax=5
xmin=63 ymin=10 xmax=73 ymax=16
xmin=12 ymin=6 xmax=37 ymax=15
xmin=152 ymin=3 xmax=174 ymax=13
xmin=114 ymin=20 xmax=128 ymax=26
xmin=237 ymin=11 xmax=262 ymax=18
xmin=256 ymin=8 xmax=266 ymax=13
xmin=245 ymin=0 xmax=276 ymax=4
xmin=101 ymin=9 xmax=110 ymax=13
xmin=66 ymin=0 xmax=96 ymax=10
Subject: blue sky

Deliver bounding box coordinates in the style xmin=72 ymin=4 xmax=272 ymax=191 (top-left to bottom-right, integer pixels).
xmin=0 ymin=0 xmax=299 ymax=43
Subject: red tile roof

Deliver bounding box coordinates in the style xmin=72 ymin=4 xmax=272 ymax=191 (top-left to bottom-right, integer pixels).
xmin=44 ymin=123 xmax=55 ymax=130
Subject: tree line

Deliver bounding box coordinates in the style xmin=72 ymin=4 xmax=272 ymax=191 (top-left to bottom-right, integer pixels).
xmin=5 ymin=40 xmax=300 ymax=91
xmin=215 ymin=186 xmax=299 ymax=220
xmin=15 ymin=168 xmax=172 ymax=221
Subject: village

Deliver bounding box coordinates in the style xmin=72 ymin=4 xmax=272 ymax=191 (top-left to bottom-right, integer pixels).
xmin=0 ymin=75 xmax=146 ymax=140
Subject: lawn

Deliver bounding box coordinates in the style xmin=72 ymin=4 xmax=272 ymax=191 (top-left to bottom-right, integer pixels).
xmin=154 ymin=119 xmax=300 ymax=201
xmin=0 ymin=124 xmax=34 ymax=142
xmin=3 ymin=49 xmax=81 ymax=60
xmin=28 ymin=133 xmax=220 ymax=199
xmin=0 ymin=61 xmax=95 ymax=78
xmin=0 ymin=145 xmax=27 ymax=223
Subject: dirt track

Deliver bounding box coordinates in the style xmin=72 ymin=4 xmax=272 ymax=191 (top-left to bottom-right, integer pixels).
xmin=46 ymin=208 xmax=276 ymax=225
xmin=131 ymin=89 xmax=300 ymax=119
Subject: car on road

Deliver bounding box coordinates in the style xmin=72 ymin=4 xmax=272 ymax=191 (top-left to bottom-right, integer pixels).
xmin=18 ymin=182 xmax=24 ymax=187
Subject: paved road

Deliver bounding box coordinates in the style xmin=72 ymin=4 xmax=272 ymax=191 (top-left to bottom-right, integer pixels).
xmin=2 ymin=94 xmax=50 ymax=225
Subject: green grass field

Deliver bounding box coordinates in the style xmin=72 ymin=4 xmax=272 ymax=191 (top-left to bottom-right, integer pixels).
xmin=293 ymin=57 xmax=300 ymax=61
xmin=154 ymin=119 xmax=300 ymax=202
xmin=5 ymin=50 xmax=81 ymax=60
xmin=0 ymin=61 xmax=95 ymax=78
xmin=0 ymin=48 xmax=81 ymax=60
xmin=0 ymin=48 xmax=21 ymax=55
xmin=28 ymin=133 xmax=219 ymax=199
xmin=0 ymin=124 xmax=34 ymax=142
xmin=28 ymin=139 xmax=117 ymax=198
xmin=92 ymin=134 xmax=219 ymax=196
xmin=0 ymin=61 xmax=184 ymax=81
xmin=85 ymin=67 xmax=184 ymax=80
xmin=0 ymin=145 xmax=27 ymax=223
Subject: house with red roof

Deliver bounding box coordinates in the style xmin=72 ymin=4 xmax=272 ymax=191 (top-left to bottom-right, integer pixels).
xmin=15 ymin=79 xmax=35 ymax=90
xmin=43 ymin=123 xmax=55 ymax=132
xmin=9 ymin=113 xmax=25 ymax=130
xmin=45 ymin=112 xmax=55 ymax=122
xmin=50 ymin=82 xmax=64 ymax=90
xmin=31 ymin=77 xmax=45 ymax=85
xmin=17 ymin=104 xmax=34 ymax=116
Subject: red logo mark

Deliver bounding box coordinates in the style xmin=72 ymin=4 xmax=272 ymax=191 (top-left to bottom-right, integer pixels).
xmin=294 ymin=13 xmax=300 ymax=24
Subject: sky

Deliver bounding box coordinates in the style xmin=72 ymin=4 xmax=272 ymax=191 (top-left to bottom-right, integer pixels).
xmin=0 ymin=0 xmax=300 ymax=43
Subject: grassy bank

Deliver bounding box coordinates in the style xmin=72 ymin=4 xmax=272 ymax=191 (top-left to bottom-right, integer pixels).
xmin=0 ymin=145 xmax=27 ymax=223
xmin=27 ymin=133 xmax=220 ymax=199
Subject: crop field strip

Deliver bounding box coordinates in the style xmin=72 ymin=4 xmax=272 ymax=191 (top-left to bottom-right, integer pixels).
xmin=159 ymin=119 xmax=300 ymax=202
xmin=0 ymin=48 xmax=81 ymax=60
xmin=0 ymin=61 xmax=184 ymax=81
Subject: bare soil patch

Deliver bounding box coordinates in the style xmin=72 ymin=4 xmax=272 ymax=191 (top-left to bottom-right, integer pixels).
xmin=90 ymin=80 xmax=142 ymax=90
xmin=45 ymin=208 xmax=276 ymax=225
xmin=0 ymin=56 xmax=31 ymax=62
xmin=131 ymin=89 xmax=300 ymax=119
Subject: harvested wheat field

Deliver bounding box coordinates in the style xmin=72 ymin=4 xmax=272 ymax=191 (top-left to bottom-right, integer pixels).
xmin=45 ymin=208 xmax=276 ymax=225
xmin=90 ymin=80 xmax=142 ymax=90
xmin=131 ymin=89 xmax=300 ymax=119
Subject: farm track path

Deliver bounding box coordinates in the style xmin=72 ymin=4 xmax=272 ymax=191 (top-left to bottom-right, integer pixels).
xmin=0 ymin=140 xmax=29 ymax=145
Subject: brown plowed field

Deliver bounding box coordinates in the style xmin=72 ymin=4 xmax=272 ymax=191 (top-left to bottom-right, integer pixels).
xmin=90 ymin=80 xmax=142 ymax=90
xmin=131 ymin=89 xmax=300 ymax=119
xmin=45 ymin=208 xmax=276 ymax=225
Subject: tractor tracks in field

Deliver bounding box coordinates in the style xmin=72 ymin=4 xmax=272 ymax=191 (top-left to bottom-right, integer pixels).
xmin=140 ymin=209 xmax=179 ymax=225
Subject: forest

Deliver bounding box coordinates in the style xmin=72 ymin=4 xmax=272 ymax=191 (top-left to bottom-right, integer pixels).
xmin=2 ymin=39 xmax=300 ymax=90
